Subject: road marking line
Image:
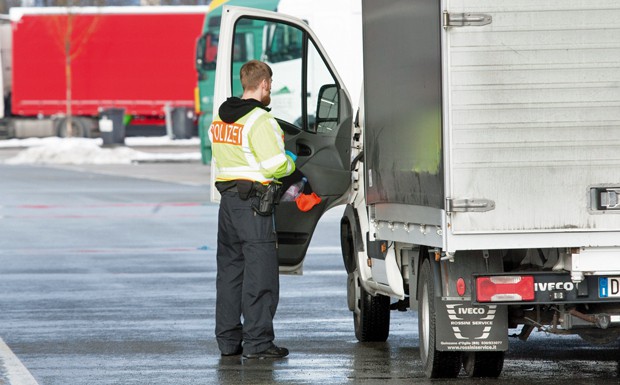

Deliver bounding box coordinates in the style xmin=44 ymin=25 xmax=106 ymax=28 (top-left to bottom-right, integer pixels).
xmin=0 ymin=338 xmax=39 ymax=385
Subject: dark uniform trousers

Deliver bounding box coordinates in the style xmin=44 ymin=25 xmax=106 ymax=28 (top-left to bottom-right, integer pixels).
xmin=215 ymin=190 xmax=279 ymax=355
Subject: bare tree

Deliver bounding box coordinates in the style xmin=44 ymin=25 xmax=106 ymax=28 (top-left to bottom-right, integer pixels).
xmin=47 ymin=1 xmax=101 ymax=136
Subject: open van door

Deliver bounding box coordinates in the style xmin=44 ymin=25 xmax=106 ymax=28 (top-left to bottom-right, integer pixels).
xmin=212 ymin=6 xmax=353 ymax=274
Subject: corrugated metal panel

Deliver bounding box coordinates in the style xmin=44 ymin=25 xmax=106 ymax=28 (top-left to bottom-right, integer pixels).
xmin=446 ymin=0 xmax=620 ymax=233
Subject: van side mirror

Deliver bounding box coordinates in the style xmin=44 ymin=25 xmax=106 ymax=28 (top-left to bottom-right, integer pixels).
xmin=315 ymin=84 xmax=339 ymax=133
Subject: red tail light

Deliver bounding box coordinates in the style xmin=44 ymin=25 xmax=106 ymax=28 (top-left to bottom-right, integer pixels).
xmin=476 ymin=275 xmax=535 ymax=302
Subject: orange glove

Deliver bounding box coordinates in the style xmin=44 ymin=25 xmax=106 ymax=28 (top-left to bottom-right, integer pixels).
xmin=295 ymin=192 xmax=322 ymax=212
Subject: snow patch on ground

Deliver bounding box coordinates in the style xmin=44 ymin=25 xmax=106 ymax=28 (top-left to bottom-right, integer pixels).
xmin=0 ymin=136 xmax=200 ymax=148
xmin=1 ymin=137 xmax=201 ymax=165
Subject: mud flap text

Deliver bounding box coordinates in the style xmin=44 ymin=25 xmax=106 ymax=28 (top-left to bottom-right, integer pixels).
xmin=435 ymin=299 xmax=508 ymax=351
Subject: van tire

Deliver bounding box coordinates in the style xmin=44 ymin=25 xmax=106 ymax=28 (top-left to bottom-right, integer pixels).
xmin=462 ymin=351 xmax=504 ymax=377
xmin=351 ymin=271 xmax=390 ymax=342
xmin=418 ymin=259 xmax=462 ymax=378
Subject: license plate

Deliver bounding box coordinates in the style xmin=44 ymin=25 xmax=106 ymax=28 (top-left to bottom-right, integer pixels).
xmin=599 ymin=277 xmax=620 ymax=298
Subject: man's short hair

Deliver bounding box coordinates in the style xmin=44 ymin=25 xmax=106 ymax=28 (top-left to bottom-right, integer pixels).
xmin=240 ymin=60 xmax=273 ymax=91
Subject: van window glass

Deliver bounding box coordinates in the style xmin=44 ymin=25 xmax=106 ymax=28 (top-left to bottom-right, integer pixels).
xmin=307 ymin=40 xmax=338 ymax=134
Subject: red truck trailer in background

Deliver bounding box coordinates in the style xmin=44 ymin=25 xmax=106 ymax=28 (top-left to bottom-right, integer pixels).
xmin=5 ymin=6 xmax=209 ymax=139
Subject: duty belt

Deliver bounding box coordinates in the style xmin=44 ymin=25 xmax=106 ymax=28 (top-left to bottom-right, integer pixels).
xmin=215 ymin=180 xmax=269 ymax=196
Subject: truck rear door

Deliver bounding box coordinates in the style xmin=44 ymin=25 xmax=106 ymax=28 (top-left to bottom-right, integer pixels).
xmin=445 ymin=1 xmax=620 ymax=239
xmin=212 ymin=6 xmax=353 ymax=273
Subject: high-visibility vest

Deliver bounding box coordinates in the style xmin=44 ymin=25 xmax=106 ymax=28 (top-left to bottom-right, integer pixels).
xmin=209 ymin=107 xmax=295 ymax=183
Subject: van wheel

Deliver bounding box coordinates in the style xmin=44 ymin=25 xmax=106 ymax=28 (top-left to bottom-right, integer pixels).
xmin=350 ymin=270 xmax=390 ymax=342
xmin=418 ymin=259 xmax=462 ymax=378
xmin=56 ymin=117 xmax=89 ymax=138
xmin=462 ymin=351 xmax=504 ymax=377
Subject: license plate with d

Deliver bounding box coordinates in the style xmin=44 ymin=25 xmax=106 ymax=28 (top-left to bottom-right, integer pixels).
xmin=599 ymin=277 xmax=620 ymax=298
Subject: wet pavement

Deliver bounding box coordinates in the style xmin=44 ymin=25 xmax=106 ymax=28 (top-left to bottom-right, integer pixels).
xmin=0 ymin=161 xmax=619 ymax=384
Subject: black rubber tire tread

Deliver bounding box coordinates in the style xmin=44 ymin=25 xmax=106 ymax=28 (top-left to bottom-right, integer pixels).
xmin=418 ymin=259 xmax=462 ymax=378
xmin=462 ymin=351 xmax=504 ymax=378
xmin=354 ymin=281 xmax=390 ymax=342
xmin=57 ymin=117 xmax=88 ymax=138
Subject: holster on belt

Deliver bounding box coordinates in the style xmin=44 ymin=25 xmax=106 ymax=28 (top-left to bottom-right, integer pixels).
xmin=215 ymin=181 xmax=279 ymax=215
xmin=252 ymin=183 xmax=281 ymax=216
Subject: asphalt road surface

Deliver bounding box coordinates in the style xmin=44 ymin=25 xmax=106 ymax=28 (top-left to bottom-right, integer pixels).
xmin=1 ymin=162 xmax=620 ymax=384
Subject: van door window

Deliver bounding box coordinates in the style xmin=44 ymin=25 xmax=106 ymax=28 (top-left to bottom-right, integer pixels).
xmin=307 ymin=40 xmax=338 ymax=134
xmin=232 ymin=17 xmax=339 ymax=134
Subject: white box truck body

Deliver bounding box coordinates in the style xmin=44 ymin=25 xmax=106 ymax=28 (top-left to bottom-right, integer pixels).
xmin=213 ymin=0 xmax=620 ymax=378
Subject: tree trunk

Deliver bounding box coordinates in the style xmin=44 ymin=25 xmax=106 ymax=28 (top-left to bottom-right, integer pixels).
xmin=64 ymin=6 xmax=73 ymax=137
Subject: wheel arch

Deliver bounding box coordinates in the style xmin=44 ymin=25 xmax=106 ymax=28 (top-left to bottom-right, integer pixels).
xmin=414 ymin=247 xmax=443 ymax=302
xmin=340 ymin=204 xmax=363 ymax=274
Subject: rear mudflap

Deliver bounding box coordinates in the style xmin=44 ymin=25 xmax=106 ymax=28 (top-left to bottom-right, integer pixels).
xmin=435 ymin=298 xmax=508 ymax=352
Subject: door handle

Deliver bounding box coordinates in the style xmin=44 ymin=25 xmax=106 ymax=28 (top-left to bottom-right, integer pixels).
xmin=443 ymin=12 xmax=492 ymax=28
xmin=296 ymin=143 xmax=312 ymax=157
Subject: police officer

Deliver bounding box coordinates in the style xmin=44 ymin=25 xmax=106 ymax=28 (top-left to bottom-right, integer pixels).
xmin=209 ymin=60 xmax=295 ymax=359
